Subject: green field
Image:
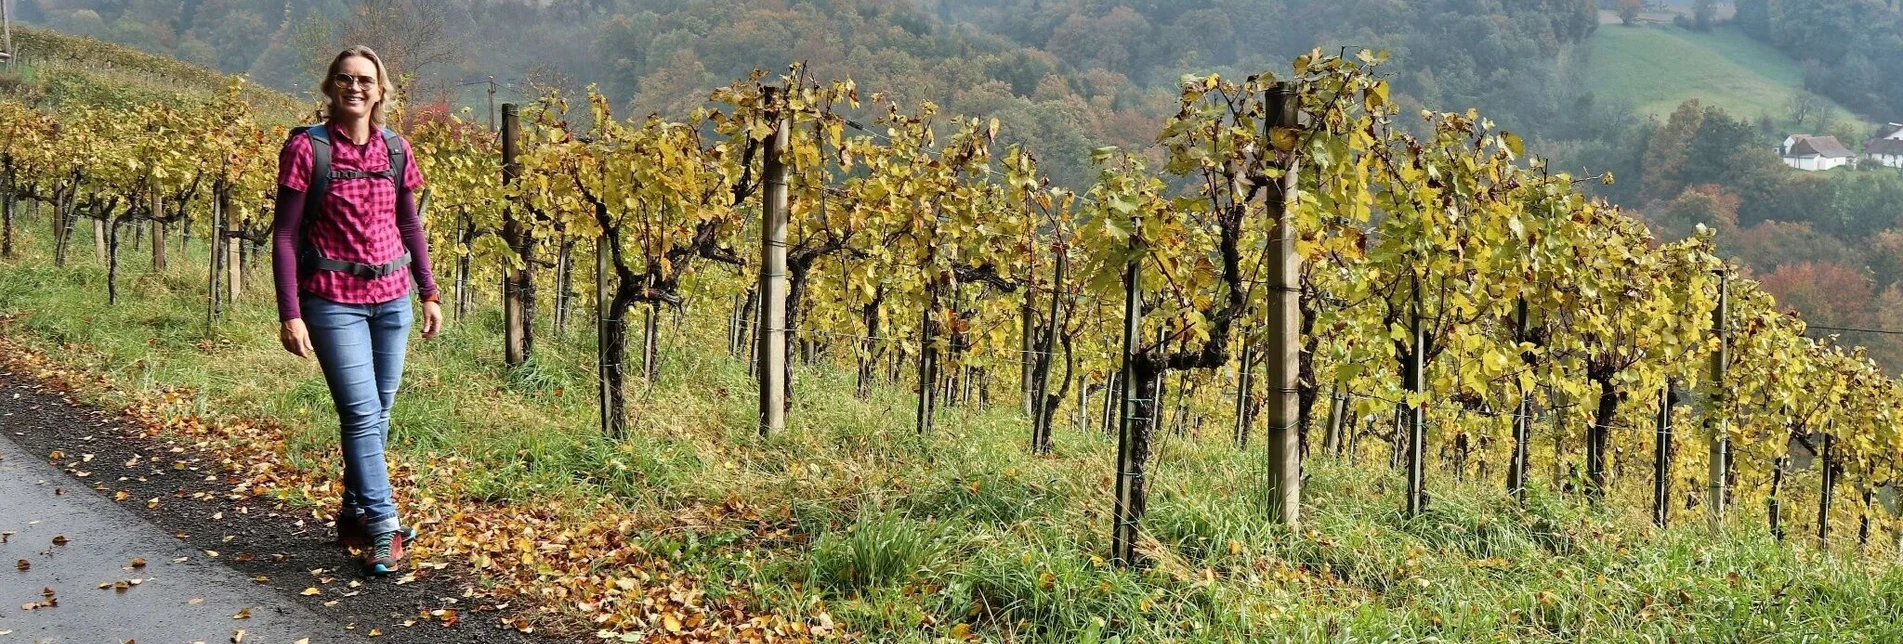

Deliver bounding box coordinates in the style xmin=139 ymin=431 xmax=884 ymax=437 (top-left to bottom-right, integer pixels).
xmin=1584 ymin=23 xmax=1862 ymax=127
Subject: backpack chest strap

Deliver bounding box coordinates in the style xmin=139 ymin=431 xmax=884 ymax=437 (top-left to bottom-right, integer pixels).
xmin=329 ymin=168 xmax=400 ymax=181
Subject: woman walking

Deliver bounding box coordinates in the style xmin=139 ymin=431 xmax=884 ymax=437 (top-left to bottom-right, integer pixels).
xmin=272 ymin=46 xmax=442 ymax=575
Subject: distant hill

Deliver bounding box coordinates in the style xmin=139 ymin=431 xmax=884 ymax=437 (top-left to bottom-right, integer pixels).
xmin=1583 ymin=22 xmax=1864 ymax=130
xmin=3 ymin=27 xmax=303 ymax=120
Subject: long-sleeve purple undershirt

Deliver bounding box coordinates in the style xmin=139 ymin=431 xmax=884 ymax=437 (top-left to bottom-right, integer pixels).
xmin=271 ymin=185 xmax=439 ymax=322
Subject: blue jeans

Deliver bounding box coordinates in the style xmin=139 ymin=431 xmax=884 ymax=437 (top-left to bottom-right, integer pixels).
xmin=301 ymin=293 xmax=413 ymax=536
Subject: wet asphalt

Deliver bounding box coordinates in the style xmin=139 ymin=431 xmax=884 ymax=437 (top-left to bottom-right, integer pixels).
xmin=0 ymin=428 xmax=333 ymax=643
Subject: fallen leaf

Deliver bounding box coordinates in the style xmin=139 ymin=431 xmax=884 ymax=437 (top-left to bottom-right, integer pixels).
xmin=15 ymin=559 xmax=27 ymax=571
xmin=189 ymin=597 xmax=205 ymax=605
xmin=129 ymin=557 xmax=147 ymax=568
xmin=231 ymin=630 xmax=245 ymax=644
xmin=52 ymin=535 xmax=69 ymax=545
xmin=233 ymin=607 xmax=252 ymax=619
xmin=368 ymin=628 xmax=382 ymax=637
xmin=299 ymin=587 xmax=321 ymax=596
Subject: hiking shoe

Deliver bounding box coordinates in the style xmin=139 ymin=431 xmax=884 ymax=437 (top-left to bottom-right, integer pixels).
xmin=334 ymin=513 xmax=370 ymax=547
xmin=364 ymin=529 xmax=409 ymax=575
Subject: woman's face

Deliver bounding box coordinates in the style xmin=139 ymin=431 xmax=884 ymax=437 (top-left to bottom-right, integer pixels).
xmin=331 ymin=55 xmax=381 ymax=121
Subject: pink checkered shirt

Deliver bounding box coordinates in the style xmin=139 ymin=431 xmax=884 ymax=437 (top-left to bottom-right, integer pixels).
xmin=277 ymin=124 xmax=427 ymax=306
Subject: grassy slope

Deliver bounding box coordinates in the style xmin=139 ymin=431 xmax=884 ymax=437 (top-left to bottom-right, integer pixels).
xmin=5 ymin=26 xmax=302 ymax=120
xmin=1584 ymin=23 xmax=1861 ymax=126
xmin=5 ymin=206 xmax=1903 ymax=641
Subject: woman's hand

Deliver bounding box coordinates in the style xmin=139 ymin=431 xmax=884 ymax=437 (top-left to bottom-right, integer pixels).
xmin=280 ymin=319 xmax=315 ymax=358
xmin=421 ymin=301 xmax=444 ymax=339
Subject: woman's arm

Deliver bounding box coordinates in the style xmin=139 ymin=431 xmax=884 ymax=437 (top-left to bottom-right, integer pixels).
xmin=395 ymin=187 xmax=440 ymax=301
xmin=272 ymin=186 xmax=308 ymax=322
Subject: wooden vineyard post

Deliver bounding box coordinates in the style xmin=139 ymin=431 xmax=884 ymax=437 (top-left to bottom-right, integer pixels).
xmin=1818 ymin=426 xmax=1835 ymax=549
xmin=1769 ymin=449 xmax=1787 ymax=541
xmin=1859 ymin=487 xmax=1874 ymax=551
xmin=2 ymin=188 xmax=13 ymax=258
xmin=454 ymin=207 xmax=471 ymax=320
xmin=1706 ymin=269 xmax=1730 ymax=528
xmin=1233 ymin=341 xmax=1255 ymax=448
xmin=756 ymin=87 xmax=790 ymax=439
xmin=595 ymin=236 xmax=616 ymax=437
xmin=1110 ymin=218 xmax=1143 ymax=566
xmin=1 ymin=0 xmax=13 ymax=69
xmin=1322 ymin=388 xmax=1347 ymax=455
xmin=1031 ymin=251 xmax=1066 ymax=454
xmin=1653 ymin=384 xmax=1675 ymax=528
xmin=1021 ymin=294 xmax=1036 ymax=417
xmin=641 ymin=302 xmax=660 ymax=381
xmin=914 ymin=291 xmax=937 ymax=435
xmin=221 ymin=190 xmax=241 ymax=302
xmin=151 ymin=191 xmax=166 ymax=272
xmin=1263 ymin=80 xmax=1301 ymax=525
xmin=500 ymin=104 xmax=531 ymax=368
xmin=205 ymin=190 xmax=223 ymax=329
xmin=1405 ymin=278 xmax=1427 ymax=517
xmin=728 ymin=294 xmax=744 ymax=356
xmin=1508 ymin=298 xmax=1532 ymax=501
xmin=553 ymin=234 xmax=572 ymax=337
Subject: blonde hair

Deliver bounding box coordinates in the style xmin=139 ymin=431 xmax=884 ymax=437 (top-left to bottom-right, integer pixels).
xmin=321 ymin=46 xmax=397 ymax=129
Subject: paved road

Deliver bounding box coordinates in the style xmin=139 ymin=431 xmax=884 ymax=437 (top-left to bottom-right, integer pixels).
xmin=0 ymin=429 xmax=334 ymax=643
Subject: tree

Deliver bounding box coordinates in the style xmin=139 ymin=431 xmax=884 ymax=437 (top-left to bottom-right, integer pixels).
xmin=1787 ymin=90 xmax=1825 ymax=129
xmin=1736 ymin=0 xmax=1772 ymax=38
xmin=1653 ymin=185 xmax=1739 ymax=241
xmin=1684 ymin=105 xmax=1761 ymax=186
xmin=1617 ymin=0 xmax=1644 ymax=26
xmin=1758 ymin=261 xmax=1876 ymax=327
xmin=342 ymin=0 xmax=461 ymax=89
xmin=1694 ymin=0 xmax=1718 ymax=30
xmin=1640 ymin=100 xmax=1706 ymax=203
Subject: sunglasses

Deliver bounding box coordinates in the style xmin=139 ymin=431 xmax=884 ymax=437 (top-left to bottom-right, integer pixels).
xmin=331 ymin=73 xmax=379 ymax=89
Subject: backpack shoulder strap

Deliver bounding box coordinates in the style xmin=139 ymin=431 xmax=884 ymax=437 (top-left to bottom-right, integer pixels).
xmin=300 ymin=125 xmax=333 ymax=212
xmin=381 ymin=127 xmax=407 ymax=193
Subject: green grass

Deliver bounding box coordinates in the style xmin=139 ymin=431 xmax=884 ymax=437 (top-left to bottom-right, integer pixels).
xmin=5 ymin=212 xmax=1903 ymax=642
xmin=1584 ymin=23 xmax=1865 ymax=127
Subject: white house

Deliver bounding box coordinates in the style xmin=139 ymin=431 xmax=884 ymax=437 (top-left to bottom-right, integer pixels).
xmin=1781 ymin=134 xmax=1856 ymax=171
xmin=1863 ymin=123 xmax=1903 ymax=169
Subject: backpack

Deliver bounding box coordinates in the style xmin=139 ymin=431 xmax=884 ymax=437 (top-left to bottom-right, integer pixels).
xmin=288 ymin=124 xmax=412 ymax=279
